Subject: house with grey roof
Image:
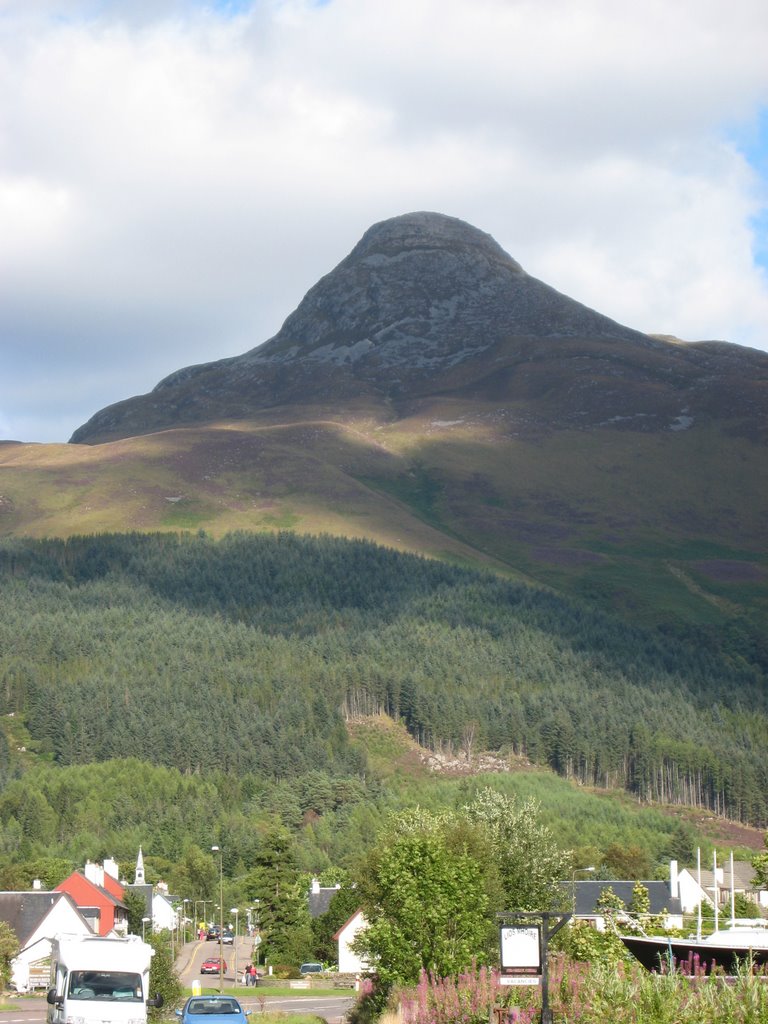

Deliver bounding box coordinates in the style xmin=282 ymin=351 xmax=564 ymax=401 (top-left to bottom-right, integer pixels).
xmin=671 ymin=857 xmax=768 ymax=913
xmin=0 ymin=890 xmax=91 ymax=992
xmin=308 ymin=878 xmax=340 ymax=919
xmin=568 ymin=879 xmax=683 ymax=931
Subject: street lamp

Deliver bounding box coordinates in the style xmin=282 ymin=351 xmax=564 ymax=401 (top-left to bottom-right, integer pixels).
xmin=182 ymin=899 xmax=191 ymax=944
xmin=142 ymin=917 xmax=151 ymax=941
xmin=571 ymin=866 xmax=596 ymax=912
xmin=212 ymin=846 xmax=224 ymax=993
xmin=253 ymin=899 xmax=261 ymax=968
xmin=231 ymin=908 xmax=239 ymax=984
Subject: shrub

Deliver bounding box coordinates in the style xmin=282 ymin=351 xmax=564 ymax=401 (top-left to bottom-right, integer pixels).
xmin=398 ymin=955 xmax=768 ymax=1024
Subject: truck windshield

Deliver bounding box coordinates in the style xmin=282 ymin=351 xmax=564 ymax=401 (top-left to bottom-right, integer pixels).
xmin=68 ymin=971 xmax=143 ymax=1001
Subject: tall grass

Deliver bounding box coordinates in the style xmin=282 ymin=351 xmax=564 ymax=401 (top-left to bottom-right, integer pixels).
xmin=397 ymin=956 xmax=768 ymax=1024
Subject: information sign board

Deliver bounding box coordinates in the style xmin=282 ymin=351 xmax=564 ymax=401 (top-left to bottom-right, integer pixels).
xmin=499 ymin=925 xmax=541 ymax=975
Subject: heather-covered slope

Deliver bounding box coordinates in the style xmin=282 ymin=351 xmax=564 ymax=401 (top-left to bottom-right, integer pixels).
xmin=2 ymin=213 xmax=766 ymax=624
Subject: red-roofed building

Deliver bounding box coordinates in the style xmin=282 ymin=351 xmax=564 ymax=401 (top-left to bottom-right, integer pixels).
xmin=56 ymin=862 xmax=128 ymax=937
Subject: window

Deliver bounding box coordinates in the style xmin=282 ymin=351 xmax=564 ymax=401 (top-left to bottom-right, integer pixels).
xmin=68 ymin=971 xmax=142 ymax=1001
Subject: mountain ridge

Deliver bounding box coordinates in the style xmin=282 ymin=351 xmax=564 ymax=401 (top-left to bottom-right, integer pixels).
xmin=2 ymin=212 xmax=766 ymax=626
xmin=71 ymin=211 xmax=767 ymax=446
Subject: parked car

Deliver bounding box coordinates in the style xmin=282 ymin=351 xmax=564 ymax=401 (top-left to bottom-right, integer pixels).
xmin=206 ymin=926 xmax=221 ymax=941
xmin=221 ymin=931 xmax=235 ymax=945
xmin=299 ymin=962 xmax=324 ymax=974
xmin=176 ymin=997 xmax=250 ymax=1024
xmin=200 ymin=958 xmax=227 ymax=975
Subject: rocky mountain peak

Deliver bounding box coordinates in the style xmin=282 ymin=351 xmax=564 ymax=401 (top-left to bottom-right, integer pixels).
xmin=229 ymin=210 xmax=645 ymax=374
xmin=348 ymin=211 xmax=523 ymax=270
xmin=69 ymin=212 xmax=765 ymax=445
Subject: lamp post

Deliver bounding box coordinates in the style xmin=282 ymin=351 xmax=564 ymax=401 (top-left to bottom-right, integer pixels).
xmin=571 ymin=866 xmax=595 ymax=913
xmin=253 ymin=899 xmax=261 ymax=969
xmin=231 ymin=908 xmax=239 ymax=984
xmin=212 ymin=846 xmax=224 ymax=993
xmin=181 ymin=899 xmax=190 ymax=944
xmin=142 ymin=917 xmax=151 ymax=942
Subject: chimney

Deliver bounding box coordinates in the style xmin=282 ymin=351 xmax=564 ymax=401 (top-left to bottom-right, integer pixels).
xmin=104 ymin=858 xmax=119 ymax=881
xmin=84 ymin=861 xmax=105 ymax=887
xmin=669 ymin=860 xmax=679 ymax=899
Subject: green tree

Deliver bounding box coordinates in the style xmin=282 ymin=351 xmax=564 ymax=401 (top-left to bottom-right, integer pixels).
xmin=463 ymin=788 xmax=571 ymax=911
xmin=124 ymin=889 xmax=150 ymax=937
xmin=245 ymin=825 xmax=312 ymax=966
xmin=595 ymin=885 xmax=625 ymax=915
xmin=630 ymin=881 xmax=650 ymax=917
xmin=752 ymin=834 xmax=768 ymax=890
xmin=0 ymin=921 xmax=19 ymax=990
xmin=172 ymin=845 xmax=217 ymax=902
xmin=352 ymin=809 xmax=490 ymax=986
xmin=147 ymin=931 xmax=182 ymax=1019
xmin=603 ymin=843 xmax=651 ymax=880
xmin=733 ymin=892 xmax=762 ymax=919
xmin=553 ymin=919 xmax=629 ymax=966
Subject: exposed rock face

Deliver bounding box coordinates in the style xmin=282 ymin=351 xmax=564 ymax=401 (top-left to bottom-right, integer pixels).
xmin=70 ymin=211 xmax=767 ymax=444
xmin=159 ymin=211 xmax=649 ymax=383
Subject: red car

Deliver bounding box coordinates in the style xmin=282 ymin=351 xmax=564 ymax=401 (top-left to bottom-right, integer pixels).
xmin=200 ymin=958 xmax=227 ymax=975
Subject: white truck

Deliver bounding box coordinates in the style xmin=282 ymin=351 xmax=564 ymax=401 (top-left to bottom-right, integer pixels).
xmin=46 ymin=934 xmax=164 ymax=1024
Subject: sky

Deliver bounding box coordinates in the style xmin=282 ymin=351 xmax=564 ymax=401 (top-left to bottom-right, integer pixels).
xmin=1 ymin=0 xmax=768 ymax=443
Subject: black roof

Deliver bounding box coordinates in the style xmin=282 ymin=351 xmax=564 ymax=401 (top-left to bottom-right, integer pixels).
xmin=308 ymin=887 xmax=338 ymax=919
xmin=0 ymin=891 xmax=79 ymax=945
xmin=566 ymin=880 xmax=682 ymax=917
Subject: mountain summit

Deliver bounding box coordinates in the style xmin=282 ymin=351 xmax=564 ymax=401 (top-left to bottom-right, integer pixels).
xmin=7 ymin=213 xmax=767 ymax=621
xmin=70 ymin=211 xmax=695 ymax=444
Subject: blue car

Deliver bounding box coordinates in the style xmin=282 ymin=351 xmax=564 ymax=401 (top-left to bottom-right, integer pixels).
xmin=176 ymin=997 xmax=251 ymax=1024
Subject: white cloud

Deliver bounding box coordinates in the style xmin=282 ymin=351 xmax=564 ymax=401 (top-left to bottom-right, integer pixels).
xmin=0 ymin=0 xmax=767 ymax=441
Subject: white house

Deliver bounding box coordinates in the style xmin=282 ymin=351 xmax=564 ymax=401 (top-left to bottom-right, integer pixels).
xmin=0 ymin=890 xmax=92 ymax=992
xmin=151 ymin=885 xmax=177 ymax=932
xmin=671 ymin=858 xmax=768 ymax=914
xmin=333 ymin=909 xmax=369 ymax=974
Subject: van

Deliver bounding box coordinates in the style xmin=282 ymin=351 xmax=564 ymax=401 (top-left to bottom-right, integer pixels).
xmin=47 ymin=934 xmax=163 ymax=1024
xmin=299 ymin=963 xmax=324 ymax=974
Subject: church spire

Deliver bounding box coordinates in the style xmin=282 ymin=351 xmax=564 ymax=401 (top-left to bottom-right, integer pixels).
xmin=135 ymin=846 xmax=145 ymax=885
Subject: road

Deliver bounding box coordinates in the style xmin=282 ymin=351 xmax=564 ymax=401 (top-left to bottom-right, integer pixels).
xmin=0 ymin=992 xmax=353 ymax=1024
xmin=1 ymin=938 xmax=354 ymax=1024
xmin=178 ymin=936 xmax=354 ymax=1022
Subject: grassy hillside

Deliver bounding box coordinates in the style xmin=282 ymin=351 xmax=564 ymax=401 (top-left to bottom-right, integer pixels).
xmin=1 ymin=402 xmax=766 ymax=627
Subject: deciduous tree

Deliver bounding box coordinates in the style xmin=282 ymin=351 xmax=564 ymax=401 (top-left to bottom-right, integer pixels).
xmin=462 ymin=788 xmax=571 ymax=911
xmin=353 ymin=809 xmax=490 ymax=985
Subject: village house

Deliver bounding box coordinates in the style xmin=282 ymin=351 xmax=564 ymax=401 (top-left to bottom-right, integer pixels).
xmin=56 ymin=858 xmax=128 ymax=936
xmin=671 ymin=857 xmax=768 ymax=913
xmin=569 ymin=879 xmax=684 ymax=931
xmin=307 ymin=877 xmax=341 ymax=919
xmin=333 ymin=908 xmax=369 ymax=974
xmin=0 ymin=889 xmax=91 ymax=991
